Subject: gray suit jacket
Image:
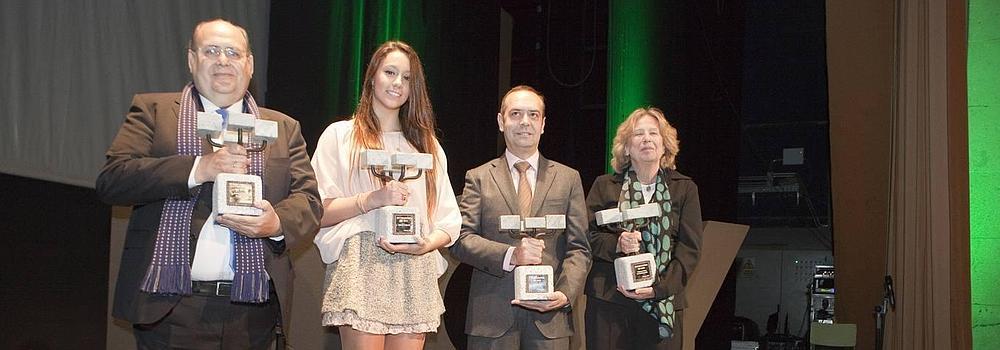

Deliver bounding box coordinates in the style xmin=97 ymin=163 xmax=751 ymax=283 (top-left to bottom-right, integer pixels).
xmin=450 ymin=155 xmax=591 ymax=339
xmin=96 ymin=92 xmax=323 ymax=328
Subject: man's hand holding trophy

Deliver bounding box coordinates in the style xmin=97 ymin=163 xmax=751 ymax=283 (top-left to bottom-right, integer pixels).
xmin=196 ymin=109 xmax=277 ymax=217
xmin=501 ymin=214 xmax=571 ymax=311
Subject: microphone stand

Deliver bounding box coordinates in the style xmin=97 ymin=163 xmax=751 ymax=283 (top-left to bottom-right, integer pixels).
xmin=874 ymin=275 xmax=895 ymax=350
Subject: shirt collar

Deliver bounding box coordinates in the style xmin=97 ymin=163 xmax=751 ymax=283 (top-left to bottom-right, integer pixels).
xmin=199 ymin=95 xmax=244 ymax=115
xmin=505 ymin=149 xmax=539 ymax=172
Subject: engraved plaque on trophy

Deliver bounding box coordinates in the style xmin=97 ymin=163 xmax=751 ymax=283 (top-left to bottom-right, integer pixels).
xmin=373 ymin=206 xmax=418 ymax=241
xmin=197 ymin=111 xmax=277 ymax=216
xmin=516 ymin=265 xmax=554 ymax=299
xmin=501 ymin=214 xmax=565 ymax=301
xmin=362 ymin=149 xmax=434 ymax=244
xmin=596 ymin=203 xmax=661 ymax=290
xmin=214 ymin=173 xmax=263 ymax=215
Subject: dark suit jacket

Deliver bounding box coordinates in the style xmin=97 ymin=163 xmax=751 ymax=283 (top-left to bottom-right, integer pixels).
xmin=450 ymin=155 xmax=591 ymax=339
xmin=584 ymin=170 xmax=702 ymax=310
xmin=95 ymin=92 xmax=322 ymax=327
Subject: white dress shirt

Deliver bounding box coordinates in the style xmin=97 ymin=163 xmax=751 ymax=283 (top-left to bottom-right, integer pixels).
xmin=186 ymin=96 xmax=280 ymax=281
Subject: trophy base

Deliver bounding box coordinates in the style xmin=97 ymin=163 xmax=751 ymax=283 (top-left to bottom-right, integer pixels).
xmin=214 ymin=173 xmax=263 ymax=216
xmin=615 ymin=253 xmax=656 ymax=290
xmin=514 ymin=265 xmax=554 ymax=301
xmin=373 ymin=206 xmax=421 ymax=244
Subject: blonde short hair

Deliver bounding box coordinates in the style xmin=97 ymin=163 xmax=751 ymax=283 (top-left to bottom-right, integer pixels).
xmin=610 ymin=107 xmax=680 ymax=173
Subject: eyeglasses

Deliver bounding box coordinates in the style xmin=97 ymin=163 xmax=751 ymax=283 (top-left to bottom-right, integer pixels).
xmin=193 ymin=45 xmax=247 ymax=60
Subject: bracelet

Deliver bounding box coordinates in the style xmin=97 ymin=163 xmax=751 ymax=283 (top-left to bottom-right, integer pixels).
xmin=355 ymin=193 xmax=369 ymax=214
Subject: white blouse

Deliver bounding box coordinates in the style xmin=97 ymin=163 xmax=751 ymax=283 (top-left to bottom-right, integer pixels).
xmin=311 ymin=120 xmax=461 ymax=275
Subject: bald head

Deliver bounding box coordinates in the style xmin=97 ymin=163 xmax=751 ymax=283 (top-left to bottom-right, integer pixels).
xmin=190 ymin=19 xmax=251 ymax=54
xmin=187 ymin=19 xmax=254 ymax=107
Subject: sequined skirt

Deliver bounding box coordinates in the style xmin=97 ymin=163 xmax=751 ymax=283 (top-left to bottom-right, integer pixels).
xmin=321 ymin=232 xmax=444 ymax=334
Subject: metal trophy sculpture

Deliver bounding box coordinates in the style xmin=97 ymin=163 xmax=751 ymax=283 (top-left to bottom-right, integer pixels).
xmin=361 ymin=149 xmax=434 ymax=244
xmin=197 ymin=111 xmax=278 ymax=216
xmin=499 ymin=214 xmax=566 ymax=301
xmin=595 ymin=203 xmax=661 ymax=290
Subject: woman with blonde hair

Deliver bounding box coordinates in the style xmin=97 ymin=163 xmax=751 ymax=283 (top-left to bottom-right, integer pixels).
xmin=584 ymin=107 xmax=703 ymax=350
xmin=311 ymin=41 xmax=460 ymax=349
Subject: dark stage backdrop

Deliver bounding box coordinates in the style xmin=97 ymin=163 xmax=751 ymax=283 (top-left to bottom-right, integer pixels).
xmin=266 ymin=3 xmax=741 ymax=231
xmin=0 ymin=173 xmax=111 ymax=349
xmin=266 ymin=1 xmax=741 ymax=349
xmin=268 ymin=1 xmax=504 ymax=194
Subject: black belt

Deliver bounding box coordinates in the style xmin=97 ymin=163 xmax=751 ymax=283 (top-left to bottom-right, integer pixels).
xmin=191 ymin=280 xmax=233 ymax=297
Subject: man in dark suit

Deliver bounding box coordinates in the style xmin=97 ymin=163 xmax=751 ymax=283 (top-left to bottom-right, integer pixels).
xmin=450 ymin=85 xmax=591 ymax=350
xmin=96 ymin=19 xmax=322 ymax=349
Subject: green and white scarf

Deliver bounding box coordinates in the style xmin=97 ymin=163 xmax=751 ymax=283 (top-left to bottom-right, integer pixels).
xmin=619 ymin=168 xmax=676 ymax=339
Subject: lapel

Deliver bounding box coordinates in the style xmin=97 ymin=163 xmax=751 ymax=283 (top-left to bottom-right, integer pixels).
xmin=167 ymin=98 xmax=193 ymax=154
xmin=239 ymin=98 xmax=275 ymax=162
xmin=530 ymin=155 xmax=556 ymax=216
xmin=172 ymin=95 xmax=212 ymax=240
xmin=255 ymin=111 xmax=274 ymax=164
xmin=179 ymin=95 xmax=215 ymax=156
xmin=171 ymin=97 xmax=181 ymax=122
xmin=611 ymin=172 xmax=625 ymax=195
xmin=488 ymin=156 xmax=520 ymax=215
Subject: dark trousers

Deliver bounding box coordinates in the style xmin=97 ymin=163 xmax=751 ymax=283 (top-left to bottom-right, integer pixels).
xmin=585 ymin=296 xmax=684 ymax=350
xmin=467 ymin=306 xmax=570 ymax=350
xmin=133 ymin=293 xmax=279 ymax=350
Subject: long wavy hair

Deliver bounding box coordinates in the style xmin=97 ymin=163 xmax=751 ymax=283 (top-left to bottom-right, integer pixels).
xmin=610 ymin=107 xmax=680 ymax=174
xmin=351 ymin=41 xmax=440 ymax=215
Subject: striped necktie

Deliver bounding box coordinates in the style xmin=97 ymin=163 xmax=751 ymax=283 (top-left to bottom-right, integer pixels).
xmin=514 ymin=161 xmax=532 ymax=216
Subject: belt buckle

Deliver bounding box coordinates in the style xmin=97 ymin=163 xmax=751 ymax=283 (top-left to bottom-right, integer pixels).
xmin=215 ymin=281 xmax=232 ymax=296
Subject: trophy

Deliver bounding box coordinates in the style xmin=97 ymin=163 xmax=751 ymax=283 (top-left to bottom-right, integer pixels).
xmin=595 ymin=203 xmax=661 ymax=290
xmin=196 ymin=111 xmax=278 ymax=216
xmin=361 ymin=149 xmax=434 ymax=244
xmin=500 ymin=214 xmax=566 ymax=301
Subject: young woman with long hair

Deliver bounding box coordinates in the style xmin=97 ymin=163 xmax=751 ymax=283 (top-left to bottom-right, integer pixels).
xmin=311 ymin=41 xmax=460 ymax=350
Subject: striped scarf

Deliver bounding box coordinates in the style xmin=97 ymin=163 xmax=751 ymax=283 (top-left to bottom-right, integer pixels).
xmin=140 ymin=82 xmax=270 ymax=303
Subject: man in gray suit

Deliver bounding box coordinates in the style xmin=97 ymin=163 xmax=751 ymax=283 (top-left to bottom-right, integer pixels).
xmin=450 ymin=85 xmax=591 ymax=349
